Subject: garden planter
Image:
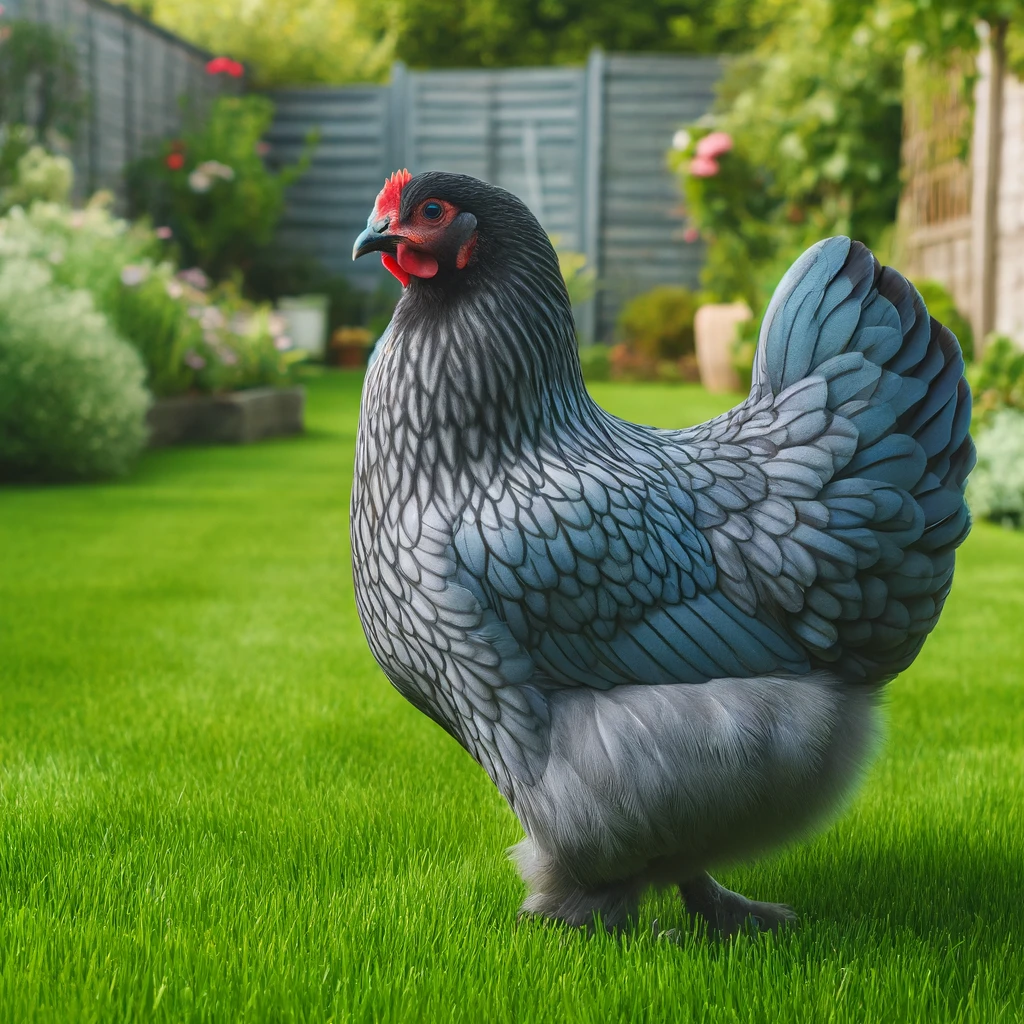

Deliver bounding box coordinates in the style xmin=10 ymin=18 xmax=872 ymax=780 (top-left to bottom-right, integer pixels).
xmin=147 ymin=387 xmax=305 ymax=447
xmin=694 ymin=302 xmax=751 ymax=393
xmin=278 ymin=295 xmax=328 ymax=360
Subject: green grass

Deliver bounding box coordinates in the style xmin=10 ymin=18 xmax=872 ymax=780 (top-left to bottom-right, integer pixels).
xmin=1 ymin=371 xmax=1022 ymax=1023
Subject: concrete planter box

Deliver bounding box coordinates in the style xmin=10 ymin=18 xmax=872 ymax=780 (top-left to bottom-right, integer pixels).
xmin=148 ymin=387 xmax=305 ymax=447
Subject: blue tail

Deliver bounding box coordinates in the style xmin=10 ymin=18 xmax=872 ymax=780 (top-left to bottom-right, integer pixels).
xmin=753 ymin=237 xmax=975 ymax=682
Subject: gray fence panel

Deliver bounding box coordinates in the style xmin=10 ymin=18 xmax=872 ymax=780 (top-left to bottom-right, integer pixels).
xmin=268 ymin=53 xmax=719 ymax=340
xmin=263 ymin=87 xmax=391 ymax=286
xmin=6 ymin=0 xmax=241 ymax=204
xmin=596 ymin=53 xmax=721 ymax=339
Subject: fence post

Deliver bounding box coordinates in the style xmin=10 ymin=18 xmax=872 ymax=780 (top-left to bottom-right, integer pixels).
xmin=578 ymin=47 xmax=605 ymax=345
xmin=387 ymin=61 xmax=409 ymax=174
xmin=972 ymin=19 xmax=1006 ymax=347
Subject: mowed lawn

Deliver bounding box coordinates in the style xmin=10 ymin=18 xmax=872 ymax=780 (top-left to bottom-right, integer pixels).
xmin=1 ymin=371 xmax=1022 ymax=1024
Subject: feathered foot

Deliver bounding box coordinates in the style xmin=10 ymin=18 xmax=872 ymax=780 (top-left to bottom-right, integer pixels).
xmin=679 ymin=873 xmax=797 ymax=939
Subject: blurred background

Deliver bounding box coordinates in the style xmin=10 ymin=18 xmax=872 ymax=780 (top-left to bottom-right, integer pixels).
xmin=2 ymin=0 xmax=1023 ymax=500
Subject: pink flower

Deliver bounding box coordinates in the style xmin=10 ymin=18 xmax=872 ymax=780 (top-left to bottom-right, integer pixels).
xmin=177 ymin=267 xmax=210 ymax=290
xmin=696 ymin=132 xmax=733 ymax=159
xmin=683 ymin=227 xmax=700 ymax=244
xmin=155 ymin=226 xmax=173 ymax=240
xmin=689 ymin=155 xmax=720 ymax=178
xmin=274 ymin=336 xmax=293 ymax=351
xmin=206 ymin=56 xmax=244 ymax=77
xmin=184 ymin=350 xmax=206 ymax=370
xmin=256 ymin=141 xmax=271 ymax=156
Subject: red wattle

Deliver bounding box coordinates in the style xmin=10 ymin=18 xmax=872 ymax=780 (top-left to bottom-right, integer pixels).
xmin=381 ymin=252 xmax=410 ymax=287
xmin=396 ymin=244 xmax=439 ymax=280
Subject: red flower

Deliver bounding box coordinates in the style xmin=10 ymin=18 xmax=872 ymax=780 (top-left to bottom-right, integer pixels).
xmin=206 ymin=56 xmax=244 ymax=77
xmin=166 ymin=152 xmax=185 ymax=170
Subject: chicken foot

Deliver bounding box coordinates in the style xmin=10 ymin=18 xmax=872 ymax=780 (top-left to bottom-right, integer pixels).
xmin=678 ymin=873 xmax=797 ymax=939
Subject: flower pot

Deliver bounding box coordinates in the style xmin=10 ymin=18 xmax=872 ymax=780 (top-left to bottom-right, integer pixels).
xmin=694 ymin=302 xmax=751 ymax=393
xmin=277 ymin=295 xmax=329 ymax=359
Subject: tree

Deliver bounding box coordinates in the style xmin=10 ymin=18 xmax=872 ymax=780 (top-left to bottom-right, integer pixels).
xmin=368 ymin=0 xmax=772 ymax=70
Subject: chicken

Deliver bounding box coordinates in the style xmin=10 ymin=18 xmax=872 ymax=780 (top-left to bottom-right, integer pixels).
xmin=350 ymin=169 xmax=975 ymax=937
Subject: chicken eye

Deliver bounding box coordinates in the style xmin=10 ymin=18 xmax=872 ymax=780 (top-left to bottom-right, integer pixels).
xmin=422 ymin=201 xmax=443 ymax=220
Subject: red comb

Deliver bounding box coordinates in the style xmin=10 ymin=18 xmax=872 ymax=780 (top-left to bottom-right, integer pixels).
xmin=374 ymin=168 xmax=413 ymax=219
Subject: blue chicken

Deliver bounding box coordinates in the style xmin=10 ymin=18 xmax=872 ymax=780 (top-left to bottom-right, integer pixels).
xmin=350 ymin=170 xmax=975 ymax=937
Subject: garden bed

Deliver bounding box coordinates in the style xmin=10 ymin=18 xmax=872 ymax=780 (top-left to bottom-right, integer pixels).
xmin=147 ymin=386 xmax=305 ymax=446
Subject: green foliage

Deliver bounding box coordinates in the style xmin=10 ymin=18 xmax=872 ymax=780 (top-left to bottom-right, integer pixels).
xmin=912 ymin=279 xmax=974 ymax=361
xmin=618 ymin=286 xmax=698 ymax=360
xmin=2 ymin=198 xmax=305 ymax=397
xmin=126 ymin=96 xmax=316 ymax=281
xmin=0 ymin=144 xmax=74 ymax=212
xmin=131 ymin=0 xmax=394 ymax=86
xmin=731 ymin=313 xmax=760 ymax=393
xmin=244 ymin=249 xmax=393 ymax=337
xmin=970 ymin=409 xmax=1024 ymax=527
xmin=128 ymin=0 xmax=775 ymax=83
xmin=577 ymin=342 xmax=611 ymax=382
xmin=671 ymin=1 xmax=904 ymax=309
xmin=553 ymin=242 xmax=598 ymax=310
xmin=0 ymin=259 xmax=148 ymax=481
xmin=968 ymin=334 xmax=1024 ymax=426
xmin=0 ymin=17 xmax=82 ymax=139
xmin=373 ymin=0 xmax=769 ymax=69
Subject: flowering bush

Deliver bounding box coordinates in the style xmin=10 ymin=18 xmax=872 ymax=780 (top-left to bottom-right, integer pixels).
xmin=0 ymin=144 xmax=73 ymax=211
xmin=126 ymin=95 xmax=316 ymax=281
xmin=1 ymin=196 xmax=304 ymax=397
xmin=969 ymin=335 xmax=1024 ymax=428
xmin=668 ymin=4 xmax=903 ymax=308
xmin=969 ymin=410 xmax=1024 ymax=529
xmin=618 ymin=286 xmax=699 ymax=361
xmin=0 ymin=257 xmax=148 ymax=480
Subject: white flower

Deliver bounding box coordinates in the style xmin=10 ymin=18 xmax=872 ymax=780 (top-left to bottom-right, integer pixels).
xmin=120 ymin=264 xmax=149 ymax=287
xmin=671 ymin=129 xmax=692 ymax=152
xmin=274 ymin=335 xmax=292 ymax=351
xmin=200 ymin=306 xmax=226 ymax=331
xmin=197 ymin=160 xmax=235 ymax=181
xmin=188 ymin=170 xmax=212 ymax=193
xmin=165 ymin=280 xmax=184 ymax=300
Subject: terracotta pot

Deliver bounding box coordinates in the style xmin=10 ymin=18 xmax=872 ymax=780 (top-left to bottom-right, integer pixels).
xmin=332 ymin=344 xmax=371 ymax=369
xmin=694 ymin=302 xmax=752 ymax=393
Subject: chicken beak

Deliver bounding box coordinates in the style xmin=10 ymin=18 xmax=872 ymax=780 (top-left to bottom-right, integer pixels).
xmin=353 ymin=219 xmax=405 ymax=260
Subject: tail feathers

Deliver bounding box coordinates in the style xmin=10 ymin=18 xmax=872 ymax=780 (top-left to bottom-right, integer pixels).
xmin=753 ymin=237 xmax=975 ymax=683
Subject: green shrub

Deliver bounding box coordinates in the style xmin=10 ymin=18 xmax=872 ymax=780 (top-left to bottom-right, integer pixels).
xmin=553 ymin=243 xmax=598 ymax=310
xmin=968 ymin=335 xmax=1024 ymax=428
xmin=618 ymin=286 xmax=698 ymax=361
xmin=1 ymin=144 xmax=74 ymax=212
xmin=0 ymin=259 xmax=148 ymax=480
xmin=578 ymin=343 xmax=611 ymax=382
xmin=913 ymin=279 xmax=974 ymax=361
xmin=731 ymin=314 xmax=760 ymax=393
xmin=969 ymin=410 xmax=1024 ymax=528
xmin=1 ymin=198 xmax=304 ymax=396
xmin=126 ymin=95 xmax=316 ymax=281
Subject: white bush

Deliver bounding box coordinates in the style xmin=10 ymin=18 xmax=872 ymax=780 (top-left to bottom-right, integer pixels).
xmin=0 ymin=258 xmax=150 ymax=480
xmin=969 ymin=410 xmax=1024 ymax=528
